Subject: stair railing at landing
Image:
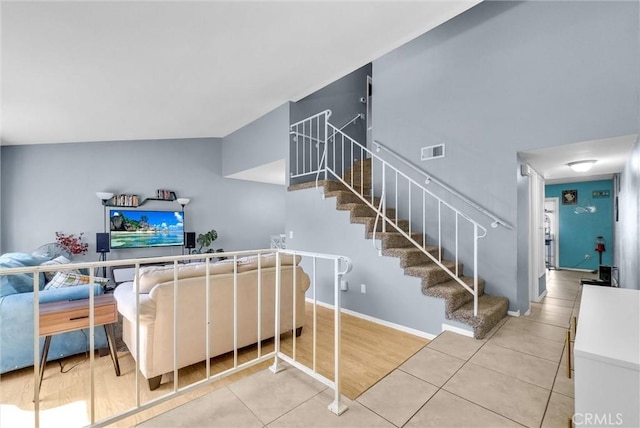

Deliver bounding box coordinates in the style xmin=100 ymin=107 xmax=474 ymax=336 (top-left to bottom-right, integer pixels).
xmin=290 ymin=110 xmax=501 ymax=316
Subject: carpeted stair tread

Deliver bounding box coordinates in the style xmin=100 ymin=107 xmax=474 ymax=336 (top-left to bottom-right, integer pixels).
xmin=326 ymin=189 xmax=377 ymax=205
xmin=327 ymin=187 xmax=370 ymax=199
xmin=423 ymin=277 xmax=486 ymax=314
xmin=382 ymin=246 xmax=439 ymax=268
xmin=404 ymin=261 xmax=462 ymax=286
xmin=349 ymin=204 xmax=396 ymax=218
xmin=374 ymin=232 xmax=425 ymax=248
xmin=352 ymin=216 xmax=410 ymax=234
xmin=343 ymin=159 xmax=372 ymax=184
xmin=450 ymin=295 xmax=509 ymax=339
xmin=323 ymin=180 xmax=350 ymax=193
xmin=335 ymin=202 xmax=395 ymax=219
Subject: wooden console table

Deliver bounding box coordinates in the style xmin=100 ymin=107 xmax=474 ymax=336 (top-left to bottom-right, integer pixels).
xmin=38 ymin=294 xmax=121 ymax=391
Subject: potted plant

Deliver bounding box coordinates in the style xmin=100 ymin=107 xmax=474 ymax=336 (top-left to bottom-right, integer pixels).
xmin=194 ymin=229 xmax=225 ymax=259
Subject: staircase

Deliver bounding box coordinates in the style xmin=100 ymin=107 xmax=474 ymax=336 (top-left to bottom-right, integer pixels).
xmin=289 ymin=110 xmax=509 ymax=339
xmin=318 ymin=160 xmax=507 ymax=339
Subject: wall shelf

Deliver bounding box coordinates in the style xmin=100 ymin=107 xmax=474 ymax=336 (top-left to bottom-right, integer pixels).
xmin=102 ymin=191 xmax=178 ymax=208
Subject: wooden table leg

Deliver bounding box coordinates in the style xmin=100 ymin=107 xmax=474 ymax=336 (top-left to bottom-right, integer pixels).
xmin=104 ymin=324 xmax=120 ymax=376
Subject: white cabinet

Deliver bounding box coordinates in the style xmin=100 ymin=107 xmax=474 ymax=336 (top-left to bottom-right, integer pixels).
xmin=574 ymin=285 xmax=640 ymax=427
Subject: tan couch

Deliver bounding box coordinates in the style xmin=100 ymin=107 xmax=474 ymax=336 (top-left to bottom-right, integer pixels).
xmin=113 ymin=253 xmax=310 ymax=390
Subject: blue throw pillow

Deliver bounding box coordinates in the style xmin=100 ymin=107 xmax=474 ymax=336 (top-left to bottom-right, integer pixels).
xmin=0 ymin=252 xmax=49 ymax=297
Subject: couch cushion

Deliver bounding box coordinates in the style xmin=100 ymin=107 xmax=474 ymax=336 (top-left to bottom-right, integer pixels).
xmin=44 ymin=271 xmax=109 ymax=290
xmin=237 ymin=253 xmax=301 ymax=273
xmin=40 ymin=255 xmax=77 ymax=281
xmin=136 ymin=260 xmax=236 ymax=294
xmin=0 ymin=252 xmax=49 ymax=297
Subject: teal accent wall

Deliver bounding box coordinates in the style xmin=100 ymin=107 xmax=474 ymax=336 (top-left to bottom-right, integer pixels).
xmin=545 ymin=180 xmax=613 ymax=270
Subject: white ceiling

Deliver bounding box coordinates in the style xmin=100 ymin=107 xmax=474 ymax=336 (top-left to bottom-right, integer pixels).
xmin=520 ymin=134 xmax=638 ymax=184
xmin=5 ymin=1 xmax=632 ymax=186
xmin=1 ymin=0 xmax=480 ymax=146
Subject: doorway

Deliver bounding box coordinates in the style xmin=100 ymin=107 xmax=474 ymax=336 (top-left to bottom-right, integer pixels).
xmin=544 ymin=197 xmax=560 ymax=269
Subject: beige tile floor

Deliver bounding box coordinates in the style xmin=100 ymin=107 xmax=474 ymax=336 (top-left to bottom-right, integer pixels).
xmin=138 ymin=269 xmax=588 ymax=428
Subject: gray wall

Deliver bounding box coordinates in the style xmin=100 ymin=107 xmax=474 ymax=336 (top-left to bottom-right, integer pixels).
xmin=1 ymin=138 xmax=286 ymax=259
xmin=372 ymin=1 xmax=640 ymax=312
xmin=222 ymin=102 xmax=290 ymax=177
xmin=290 ymin=63 xmax=370 ymax=139
xmin=290 ymin=64 xmax=371 ymax=185
xmin=614 ymin=137 xmax=640 ymax=289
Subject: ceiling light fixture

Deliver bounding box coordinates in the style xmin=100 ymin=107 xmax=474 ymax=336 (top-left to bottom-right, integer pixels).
xmin=567 ymin=160 xmax=596 ymax=173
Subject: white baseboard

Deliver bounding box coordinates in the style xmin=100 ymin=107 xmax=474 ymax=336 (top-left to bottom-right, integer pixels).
xmin=507 ymin=310 xmax=521 ymax=317
xmin=441 ymin=323 xmax=473 ymax=337
xmin=304 ymin=298 xmax=436 ymax=340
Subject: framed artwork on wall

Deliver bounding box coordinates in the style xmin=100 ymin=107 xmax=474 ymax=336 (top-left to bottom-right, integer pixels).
xmin=562 ymin=189 xmax=578 ymax=205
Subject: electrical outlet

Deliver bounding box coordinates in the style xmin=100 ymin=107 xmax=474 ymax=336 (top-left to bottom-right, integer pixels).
xmin=289 ymin=231 xmax=293 ymax=239
xmin=584 ymin=254 xmax=591 ymax=260
xmin=361 ymin=283 xmax=366 ymax=294
xmin=340 ymin=280 xmax=348 ymax=291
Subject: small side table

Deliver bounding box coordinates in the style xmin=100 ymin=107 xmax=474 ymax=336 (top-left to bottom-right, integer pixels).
xmin=38 ymin=294 xmax=121 ymax=392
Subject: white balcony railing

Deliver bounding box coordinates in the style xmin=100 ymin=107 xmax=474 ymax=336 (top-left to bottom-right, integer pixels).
xmin=0 ymin=249 xmax=351 ymax=427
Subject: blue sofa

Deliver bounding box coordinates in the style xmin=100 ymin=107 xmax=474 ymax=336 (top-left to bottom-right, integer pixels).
xmin=0 ymin=252 xmax=108 ymax=374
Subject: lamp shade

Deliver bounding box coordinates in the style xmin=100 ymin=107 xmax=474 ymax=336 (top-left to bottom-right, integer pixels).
xmin=96 ymin=191 xmax=114 ymax=201
xmin=567 ymin=160 xmax=596 ymax=173
xmin=176 ymin=198 xmax=190 ymax=206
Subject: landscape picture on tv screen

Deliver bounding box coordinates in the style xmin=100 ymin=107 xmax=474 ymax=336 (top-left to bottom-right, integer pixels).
xmin=110 ymin=209 xmax=184 ymax=249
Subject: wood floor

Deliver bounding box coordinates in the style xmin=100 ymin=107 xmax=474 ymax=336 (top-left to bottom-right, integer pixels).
xmin=0 ymin=302 xmax=428 ymax=427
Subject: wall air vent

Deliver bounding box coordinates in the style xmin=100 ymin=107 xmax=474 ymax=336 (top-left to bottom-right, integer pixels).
xmin=421 ymin=144 xmax=445 ymax=161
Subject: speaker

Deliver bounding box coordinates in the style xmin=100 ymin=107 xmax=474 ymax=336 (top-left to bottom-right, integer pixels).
xmin=599 ymin=265 xmax=612 ymax=285
xmin=185 ymin=232 xmax=196 ymax=249
xmin=96 ymin=232 xmax=110 ymax=253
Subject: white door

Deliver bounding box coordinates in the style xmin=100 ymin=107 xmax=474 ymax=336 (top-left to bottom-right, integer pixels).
xmin=524 ymin=164 xmax=546 ymax=304
xmin=366 ymin=76 xmax=372 ymax=149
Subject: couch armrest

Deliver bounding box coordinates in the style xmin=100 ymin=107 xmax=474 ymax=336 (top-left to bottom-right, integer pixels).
xmin=113 ymin=282 xmax=156 ymax=325
xmin=0 ymin=284 xmax=104 ymax=308
xmin=38 ymin=284 xmax=104 ymax=303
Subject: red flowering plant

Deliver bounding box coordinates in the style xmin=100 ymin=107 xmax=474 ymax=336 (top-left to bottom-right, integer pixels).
xmin=55 ymin=231 xmax=89 ymax=255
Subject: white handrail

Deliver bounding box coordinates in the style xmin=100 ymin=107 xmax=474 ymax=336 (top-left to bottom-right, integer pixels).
xmin=328 ymin=113 xmax=363 ymax=141
xmin=326 ymin=123 xmax=483 ymax=315
xmin=374 ymin=140 xmax=513 ymax=230
xmin=290 ymin=109 xmax=332 ymax=128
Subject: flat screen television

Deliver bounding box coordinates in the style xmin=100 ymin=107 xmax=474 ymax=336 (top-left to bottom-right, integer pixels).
xmin=110 ymin=209 xmax=184 ymax=249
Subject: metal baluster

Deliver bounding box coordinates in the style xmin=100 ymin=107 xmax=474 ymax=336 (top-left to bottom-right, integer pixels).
xmin=455 ymin=214 xmax=459 ymax=277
